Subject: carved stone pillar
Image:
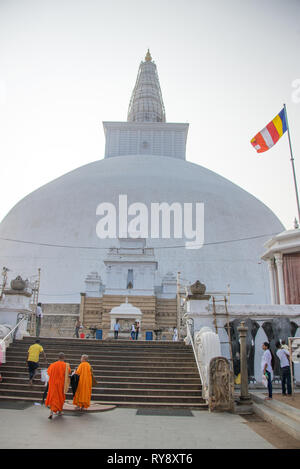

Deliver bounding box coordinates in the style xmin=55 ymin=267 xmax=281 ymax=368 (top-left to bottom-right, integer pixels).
xmin=267 ymin=258 xmax=276 ymax=304
xmin=274 ymin=253 xmax=286 ymax=305
xmin=79 ymin=293 xmax=86 ymax=323
xmin=236 ymin=321 xmax=253 ymax=414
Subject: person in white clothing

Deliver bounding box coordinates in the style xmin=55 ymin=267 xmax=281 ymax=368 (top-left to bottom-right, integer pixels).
xmin=172 ymin=327 xmax=178 ymax=342
xmin=130 ymin=323 xmax=136 ymax=341
xmin=114 ymin=320 xmax=120 ymax=339
xmin=261 ymin=342 xmax=273 ymax=400
xmin=276 ymin=341 xmax=292 ymax=395
xmin=36 ymin=303 xmax=43 ymax=337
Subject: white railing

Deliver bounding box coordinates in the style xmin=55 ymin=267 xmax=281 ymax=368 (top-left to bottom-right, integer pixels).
xmin=185 ymin=319 xmax=207 ymax=401
xmin=0 ymin=314 xmax=28 ymax=363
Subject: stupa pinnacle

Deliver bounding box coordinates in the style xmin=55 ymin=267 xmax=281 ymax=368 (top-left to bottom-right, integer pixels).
xmin=145 ymin=49 xmax=152 ymax=62
xmin=127 ymin=50 xmax=166 ymax=123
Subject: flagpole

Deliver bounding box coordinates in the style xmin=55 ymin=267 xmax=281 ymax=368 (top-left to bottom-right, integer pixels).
xmin=283 ymin=103 xmax=300 ymax=225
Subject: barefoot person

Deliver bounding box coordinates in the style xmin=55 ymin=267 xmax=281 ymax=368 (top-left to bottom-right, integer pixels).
xmin=261 ymin=342 xmax=274 ymax=400
xmin=45 ymin=352 xmax=71 ymax=419
xmin=73 ymin=354 xmax=93 ymax=411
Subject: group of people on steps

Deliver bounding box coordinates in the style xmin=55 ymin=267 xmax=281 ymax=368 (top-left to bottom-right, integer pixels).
xmin=24 ymin=332 xmax=294 ymax=419
xmin=26 ymin=339 xmax=96 ymax=419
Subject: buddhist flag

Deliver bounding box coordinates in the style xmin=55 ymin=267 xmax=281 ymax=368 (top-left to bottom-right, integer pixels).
xmin=251 ymin=108 xmax=287 ymax=153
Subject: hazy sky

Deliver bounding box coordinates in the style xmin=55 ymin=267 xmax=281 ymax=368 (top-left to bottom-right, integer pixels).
xmin=0 ymin=0 xmax=300 ymax=231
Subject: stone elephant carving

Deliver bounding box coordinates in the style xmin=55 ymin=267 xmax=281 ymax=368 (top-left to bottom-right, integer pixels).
xmin=229 ymin=318 xmax=259 ymax=381
xmin=262 ymin=317 xmax=298 ymax=377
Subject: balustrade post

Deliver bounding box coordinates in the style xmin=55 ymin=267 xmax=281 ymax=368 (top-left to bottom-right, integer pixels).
xmin=236 ymin=321 xmax=253 ymax=414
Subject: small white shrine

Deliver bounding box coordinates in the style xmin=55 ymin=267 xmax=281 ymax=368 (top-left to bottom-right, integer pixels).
xmin=104 ymin=238 xmax=157 ymax=297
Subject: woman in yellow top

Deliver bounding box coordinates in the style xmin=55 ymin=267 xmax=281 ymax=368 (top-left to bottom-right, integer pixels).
xmin=73 ymin=354 xmax=93 ymax=411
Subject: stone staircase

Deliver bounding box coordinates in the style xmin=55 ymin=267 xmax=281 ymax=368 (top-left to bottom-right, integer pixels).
xmin=251 ymin=392 xmax=300 ymax=441
xmin=0 ymin=336 xmax=208 ymax=409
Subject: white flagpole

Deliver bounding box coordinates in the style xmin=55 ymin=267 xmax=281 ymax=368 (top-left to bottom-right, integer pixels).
xmin=283 ymin=103 xmax=300 ymax=224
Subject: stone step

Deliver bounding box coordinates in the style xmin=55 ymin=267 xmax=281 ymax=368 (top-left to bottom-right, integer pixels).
xmin=15 ymin=338 xmax=191 ymax=346
xmin=8 ymin=342 xmax=193 ymax=357
xmin=0 ymin=370 xmax=201 ymax=384
xmin=1 ymin=366 xmax=199 ymax=379
xmin=1 ymin=363 xmax=199 ymax=378
xmin=0 ymin=387 xmax=205 ymax=404
xmin=250 ymin=393 xmax=300 ymax=441
xmin=251 ymin=392 xmax=300 ymax=424
xmin=0 ymin=382 xmax=202 ymax=397
xmin=9 ymin=353 xmax=194 ymax=362
xmin=21 ymin=337 xmax=189 ymax=348
xmin=12 ymin=344 xmax=193 ymax=356
xmin=0 ymin=394 xmax=208 ymax=410
xmin=6 ymin=352 xmax=195 ymax=364
xmin=1 ymin=362 xmax=198 ymax=373
xmin=80 ymin=400 xmax=207 ymax=409
xmin=11 ymin=347 xmax=194 ymax=361
xmin=2 ymin=376 xmax=202 ymax=390
xmin=2 ymin=337 xmax=205 ymax=408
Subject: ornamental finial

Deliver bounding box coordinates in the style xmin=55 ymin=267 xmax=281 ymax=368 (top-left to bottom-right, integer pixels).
xmin=145 ymin=49 xmax=152 ymax=62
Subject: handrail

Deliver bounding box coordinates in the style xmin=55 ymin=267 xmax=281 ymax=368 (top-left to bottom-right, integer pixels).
xmin=185 ymin=319 xmax=207 ymax=400
xmin=0 ymin=314 xmax=28 ymax=345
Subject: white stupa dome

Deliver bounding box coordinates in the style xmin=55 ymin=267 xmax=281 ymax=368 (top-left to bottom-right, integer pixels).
xmin=0 ymin=52 xmax=284 ymax=304
xmin=0 ymin=154 xmax=283 ymax=304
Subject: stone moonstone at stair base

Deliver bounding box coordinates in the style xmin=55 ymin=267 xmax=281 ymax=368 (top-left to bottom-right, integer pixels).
xmin=63 ymin=401 xmax=116 ymax=413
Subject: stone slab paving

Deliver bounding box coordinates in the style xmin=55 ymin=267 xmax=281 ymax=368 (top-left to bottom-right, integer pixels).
xmin=0 ymin=404 xmax=274 ymax=449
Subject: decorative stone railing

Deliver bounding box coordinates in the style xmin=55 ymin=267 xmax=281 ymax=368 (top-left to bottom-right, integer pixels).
xmin=194 ymin=327 xmax=221 ymax=400
xmin=184 ymin=314 xmax=221 ymax=401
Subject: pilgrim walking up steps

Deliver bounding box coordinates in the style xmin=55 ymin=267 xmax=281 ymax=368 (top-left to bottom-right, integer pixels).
xmin=35 ymin=303 xmax=43 ymax=338
xmin=73 ymin=355 xmax=94 ymax=411
xmin=26 ymin=339 xmax=48 ymax=386
xmin=45 ymin=352 xmax=71 ymax=419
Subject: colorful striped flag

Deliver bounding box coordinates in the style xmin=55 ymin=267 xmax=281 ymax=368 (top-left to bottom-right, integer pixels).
xmin=250 ymin=108 xmax=287 ymax=153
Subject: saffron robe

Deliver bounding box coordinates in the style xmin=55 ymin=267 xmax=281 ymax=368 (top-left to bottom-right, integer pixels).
xmin=45 ymin=361 xmax=71 ymax=413
xmin=73 ymin=361 xmax=92 ymax=409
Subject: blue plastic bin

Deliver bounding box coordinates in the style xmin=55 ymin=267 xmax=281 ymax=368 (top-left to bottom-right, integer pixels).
xmin=145 ymin=331 xmax=153 ymax=341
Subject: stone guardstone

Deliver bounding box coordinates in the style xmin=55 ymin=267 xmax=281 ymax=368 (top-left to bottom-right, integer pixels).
xmin=209 ymin=356 xmax=234 ymax=412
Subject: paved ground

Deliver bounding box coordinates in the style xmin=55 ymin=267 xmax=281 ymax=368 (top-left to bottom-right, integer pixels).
xmin=0 ymin=403 xmax=275 ymax=449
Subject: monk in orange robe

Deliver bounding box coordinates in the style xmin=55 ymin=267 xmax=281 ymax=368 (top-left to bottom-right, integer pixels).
xmin=45 ymin=352 xmax=71 ymax=419
xmin=73 ymin=354 xmax=93 ymax=410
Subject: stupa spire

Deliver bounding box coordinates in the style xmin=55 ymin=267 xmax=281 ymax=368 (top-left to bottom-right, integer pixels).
xmin=145 ymin=49 xmax=152 ymax=62
xmin=127 ymin=50 xmax=166 ymax=123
